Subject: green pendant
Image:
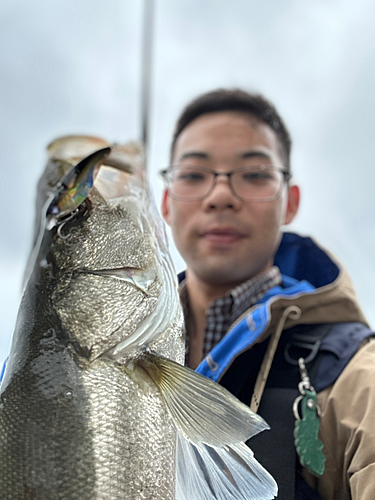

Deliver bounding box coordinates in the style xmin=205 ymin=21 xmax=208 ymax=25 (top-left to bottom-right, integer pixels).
xmin=294 ymin=388 xmax=326 ymax=477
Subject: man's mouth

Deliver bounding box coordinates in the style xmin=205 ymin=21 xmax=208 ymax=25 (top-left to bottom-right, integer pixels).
xmin=202 ymin=227 xmax=245 ymax=245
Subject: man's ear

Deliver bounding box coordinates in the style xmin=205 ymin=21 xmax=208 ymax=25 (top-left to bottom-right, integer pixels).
xmin=161 ymin=189 xmax=171 ymax=226
xmin=284 ymin=184 xmax=300 ymax=225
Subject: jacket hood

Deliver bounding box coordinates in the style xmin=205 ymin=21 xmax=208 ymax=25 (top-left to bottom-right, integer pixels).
xmin=272 ymin=232 xmax=367 ymax=329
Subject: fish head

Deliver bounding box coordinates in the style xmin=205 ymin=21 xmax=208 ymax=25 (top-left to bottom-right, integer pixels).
xmin=32 ymin=136 xmax=182 ymax=362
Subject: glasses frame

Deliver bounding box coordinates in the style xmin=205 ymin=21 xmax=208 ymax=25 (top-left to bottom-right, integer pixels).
xmin=160 ymin=164 xmax=292 ymax=202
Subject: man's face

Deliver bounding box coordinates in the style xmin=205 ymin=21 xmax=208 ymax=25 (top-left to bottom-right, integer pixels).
xmin=162 ymin=111 xmax=299 ymax=288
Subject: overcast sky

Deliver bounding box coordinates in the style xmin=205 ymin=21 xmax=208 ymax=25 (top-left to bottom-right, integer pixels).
xmin=1 ymin=0 xmax=375 ymax=362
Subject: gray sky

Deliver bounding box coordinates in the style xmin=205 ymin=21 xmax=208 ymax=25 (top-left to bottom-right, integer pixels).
xmin=1 ymin=0 xmax=375 ymax=362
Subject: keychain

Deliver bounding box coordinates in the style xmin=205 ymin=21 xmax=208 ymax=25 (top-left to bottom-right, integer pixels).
xmin=293 ymin=357 xmax=326 ymax=477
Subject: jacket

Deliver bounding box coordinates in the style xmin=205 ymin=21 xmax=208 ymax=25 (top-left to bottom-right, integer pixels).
xmin=183 ymin=232 xmax=375 ymax=500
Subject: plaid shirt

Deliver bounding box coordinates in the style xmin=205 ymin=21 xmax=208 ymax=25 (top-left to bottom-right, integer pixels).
xmin=179 ymin=266 xmax=282 ymax=363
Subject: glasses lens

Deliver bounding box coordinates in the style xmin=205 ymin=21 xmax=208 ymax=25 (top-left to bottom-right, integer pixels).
xmin=231 ymin=166 xmax=284 ymax=201
xmin=168 ymin=166 xmax=213 ymax=200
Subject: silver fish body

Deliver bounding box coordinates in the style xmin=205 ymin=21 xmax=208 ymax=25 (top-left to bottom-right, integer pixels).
xmin=0 ymin=139 xmax=184 ymax=499
xmin=0 ymin=137 xmax=278 ymax=500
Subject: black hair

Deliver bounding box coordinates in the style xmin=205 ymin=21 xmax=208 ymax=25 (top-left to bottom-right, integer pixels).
xmin=170 ymin=88 xmax=291 ymax=170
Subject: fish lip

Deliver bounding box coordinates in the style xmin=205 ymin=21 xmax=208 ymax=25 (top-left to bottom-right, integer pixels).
xmin=80 ymin=267 xmax=142 ymax=274
xmin=77 ymin=267 xmax=158 ymax=296
xmin=77 ymin=268 xmax=143 ymax=282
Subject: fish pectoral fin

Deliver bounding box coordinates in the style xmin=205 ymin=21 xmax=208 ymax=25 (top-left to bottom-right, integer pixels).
xmin=176 ymin=437 xmax=278 ymax=500
xmin=138 ymin=352 xmax=268 ymax=446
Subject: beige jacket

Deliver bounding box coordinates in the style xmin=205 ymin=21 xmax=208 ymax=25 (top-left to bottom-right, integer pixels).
xmin=256 ymin=241 xmax=374 ymax=500
xmin=303 ymin=338 xmax=375 ymax=499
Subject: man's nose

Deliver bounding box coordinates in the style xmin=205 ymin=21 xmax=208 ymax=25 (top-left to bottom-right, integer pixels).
xmin=202 ymin=175 xmax=241 ymax=210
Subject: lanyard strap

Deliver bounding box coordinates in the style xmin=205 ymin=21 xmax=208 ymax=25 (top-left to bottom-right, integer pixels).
xmin=251 ymin=305 xmax=302 ymax=413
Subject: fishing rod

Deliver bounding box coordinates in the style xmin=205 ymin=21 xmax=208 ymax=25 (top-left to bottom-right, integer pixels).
xmin=141 ymin=0 xmax=154 ymax=169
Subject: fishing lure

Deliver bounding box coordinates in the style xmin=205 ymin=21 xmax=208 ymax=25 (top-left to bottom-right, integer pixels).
xmin=47 ymin=147 xmax=111 ymax=222
xmin=22 ymin=147 xmax=111 ymax=290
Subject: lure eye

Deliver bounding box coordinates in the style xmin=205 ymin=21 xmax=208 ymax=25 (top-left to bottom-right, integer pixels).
xmin=50 ymin=206 xmax=60 ymax=216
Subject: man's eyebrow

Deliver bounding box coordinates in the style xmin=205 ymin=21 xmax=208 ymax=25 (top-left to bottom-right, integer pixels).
xmin=177 ymin=151 xmax=210 ymax=162
xmin=239 ymin=150 xmax=272 ymax=160
xmin=176 ymin=149 xmax=273 ymax=163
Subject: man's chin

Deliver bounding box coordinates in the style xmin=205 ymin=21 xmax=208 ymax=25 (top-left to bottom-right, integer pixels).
xmin=193 ymin=262 xmax=251 ymax=288
xmin=187 ymin=251 xmax=272 ymax=289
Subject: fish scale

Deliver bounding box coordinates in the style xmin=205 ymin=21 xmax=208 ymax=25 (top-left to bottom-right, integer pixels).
xmin=79 ymin=360 xmax=176 ymax=499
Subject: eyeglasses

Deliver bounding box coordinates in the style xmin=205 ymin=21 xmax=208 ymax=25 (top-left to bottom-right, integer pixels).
xmin=160 ymin=164 xmax=291 ymax=202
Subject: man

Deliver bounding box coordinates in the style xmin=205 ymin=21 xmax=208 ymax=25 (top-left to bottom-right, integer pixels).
xmin=161 ymin=89 xmax=375 ymax=499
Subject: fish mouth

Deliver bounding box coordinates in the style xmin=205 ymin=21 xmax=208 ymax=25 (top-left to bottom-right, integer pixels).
xmin=79 ymin=266 xmax=158 ymax=296
xmin=82 ymin=267 xmax=143 ymax=278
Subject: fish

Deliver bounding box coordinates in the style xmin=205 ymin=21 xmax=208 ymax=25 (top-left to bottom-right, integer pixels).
xmin=0 ymin=136 xmax=277 ymax=500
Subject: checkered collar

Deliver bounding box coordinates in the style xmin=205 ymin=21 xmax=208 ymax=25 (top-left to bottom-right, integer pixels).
xmin=179 ymin=266 xmax=282 ymax=362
